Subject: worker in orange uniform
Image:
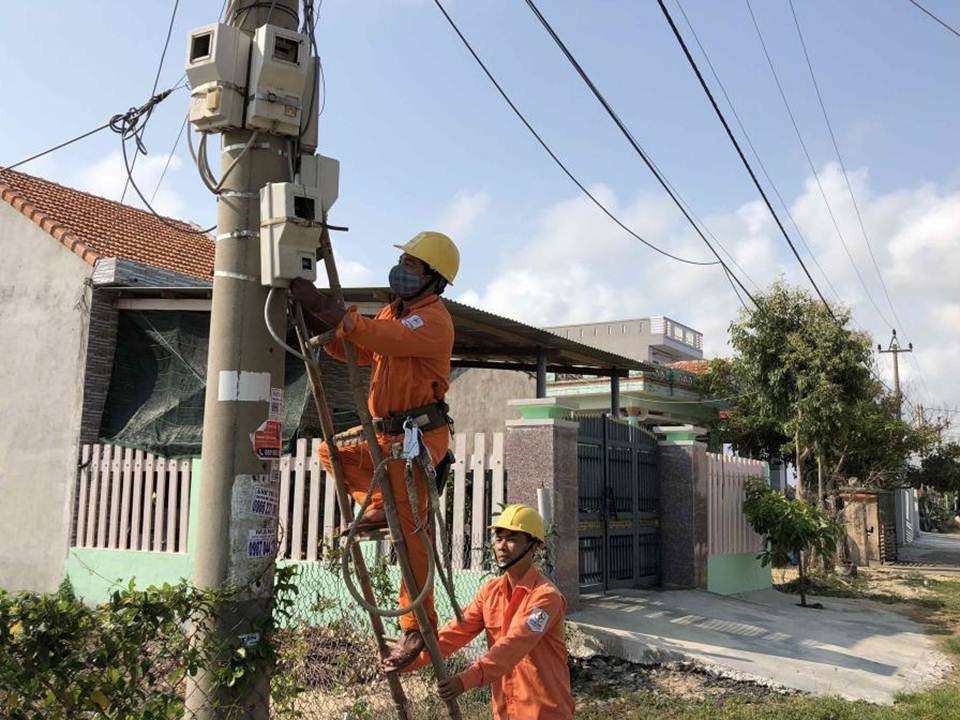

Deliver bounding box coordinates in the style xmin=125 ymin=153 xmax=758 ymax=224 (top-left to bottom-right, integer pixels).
xmin=290 ymin=231 xmax=459 ymax=668
xmin=386 ymin=504 xmax=575 ymax=720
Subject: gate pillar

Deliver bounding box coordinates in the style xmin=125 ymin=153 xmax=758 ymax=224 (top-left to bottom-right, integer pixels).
xmin=655 ymin=425 xmax=709 ymax=590
xmin=505 ymin=398 xmax=580 ymax=610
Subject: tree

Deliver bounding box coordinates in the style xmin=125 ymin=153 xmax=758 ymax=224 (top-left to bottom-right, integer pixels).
xmin=908 ymin=442 xmax=960 ymax=494
xmin=838 ymin=395 xmax=938 ymax=489
xmin=742 ymin=479 xmax=844 ymax=607
xmin=700 ymin=283 xmax=882 ymax=500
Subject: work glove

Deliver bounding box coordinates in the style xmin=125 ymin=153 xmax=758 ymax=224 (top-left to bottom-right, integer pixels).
xmin=289 ymin=277 xmax=346 ymax=332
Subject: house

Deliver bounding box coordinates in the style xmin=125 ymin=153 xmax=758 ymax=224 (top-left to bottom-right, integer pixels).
xmin=0 ymin=168 xmax=214 ymax=592
xmin=447 ymin=323 xmax=717 ymax=436
xmin=545 ymin=316 xmax=704 ymax=365
xmin=0 ymin=169 xmax=664 ymax=593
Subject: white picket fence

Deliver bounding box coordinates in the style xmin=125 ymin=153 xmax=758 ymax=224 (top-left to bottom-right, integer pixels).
xmin=276 ymin=432 xmax=505 ymax=568
xmin=73 ymin=432 xmax=505 ymax=567
xmin=74 ymin=445 xmax=192 ymax=553
xmin=706 ymin=453 xmax=767 ymax=556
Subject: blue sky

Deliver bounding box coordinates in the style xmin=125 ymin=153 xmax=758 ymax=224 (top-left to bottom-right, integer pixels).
xmin=2 ymin=1 xmax=959 ymax=423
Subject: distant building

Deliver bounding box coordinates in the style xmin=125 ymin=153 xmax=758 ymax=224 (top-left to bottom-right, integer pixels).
xmin=545 ymin=316 xmax=703 ymax=365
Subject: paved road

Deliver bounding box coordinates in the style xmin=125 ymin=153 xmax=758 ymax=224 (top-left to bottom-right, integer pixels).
xmin=570 ymin=587 xmax=953 ymax=704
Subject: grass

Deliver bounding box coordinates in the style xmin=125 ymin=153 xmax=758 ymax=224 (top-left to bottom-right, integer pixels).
xmin=572 ymin=685 xmax=960 ymax=720
xmin=571 ymin=573 xmax=960 ymax=720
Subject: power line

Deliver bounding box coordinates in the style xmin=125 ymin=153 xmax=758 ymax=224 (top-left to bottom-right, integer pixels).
xmin=1 ymin=123 xmax=111 ymax=172
xmin=908 ymin=0 xmax=960 ymax=38
xmin=653 ymin=0 xmax=834 ymax=317
xmin=788 ymin=0 xmax=899 ymax=320
xmin=744 ymin=0 xmax=891 ymax=330
xmin=109 ymin=87 xmax=215 ymax=235
xmin=121 ymin=0 xmax=181 ymax=204
xmin=150 ymin=113 xmax=188 ymax=204
xmin=788 ymin=0 xmax=933 ymax=400
xmin=517 ymin=0 xmax=757 ymax=303
xmin=674 ymin=0 xmax=840 ymax=303
xmin=430 ymin=0 xmax=720 ymax=268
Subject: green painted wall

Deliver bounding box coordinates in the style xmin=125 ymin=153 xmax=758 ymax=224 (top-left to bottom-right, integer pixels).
xmin=65 ymin=548 xmax=193 ymax=601
xmin=707 ymin=552 xmax=772 ymax=595
xmin=63 ymin=458 xmax=490 ymax=625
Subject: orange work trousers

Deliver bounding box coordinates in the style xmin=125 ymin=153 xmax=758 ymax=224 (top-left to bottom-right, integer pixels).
xmin=319 ymin=426 xmax=448 ymax=633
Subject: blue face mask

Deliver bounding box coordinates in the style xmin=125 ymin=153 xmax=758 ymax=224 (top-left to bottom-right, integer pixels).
xmin=389 ymin=264 xmax=428 ymax=299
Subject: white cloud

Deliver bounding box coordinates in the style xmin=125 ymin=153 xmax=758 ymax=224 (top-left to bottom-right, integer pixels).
xmin=458 ymin=171 xmax=960 ymax=411
xmin=315 ymin=259 xmax=376 ymax=288
xmin=65 ymin=150 xmax=188 ymax=219
xmin=433 ymin=190 xmax=491 ymax=241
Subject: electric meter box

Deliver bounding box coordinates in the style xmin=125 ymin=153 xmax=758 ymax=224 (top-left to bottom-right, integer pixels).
xmin=185 ymin=23 xmax=250 ymax=131
xmin=247 ymin=25 xmax=309 ymax=137
xmin=260 ymin=182 xmax=323 ymax=287
xmin=298 ymin=154 xmax=340 ymax=213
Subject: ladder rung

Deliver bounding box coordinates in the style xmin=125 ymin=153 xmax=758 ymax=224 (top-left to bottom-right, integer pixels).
xmin=350 ymin=527 xmax=390 ymax=542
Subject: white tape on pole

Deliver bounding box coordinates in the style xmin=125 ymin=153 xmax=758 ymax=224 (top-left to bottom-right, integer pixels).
xmin=217 ymin=370 xmax=272 ymax=402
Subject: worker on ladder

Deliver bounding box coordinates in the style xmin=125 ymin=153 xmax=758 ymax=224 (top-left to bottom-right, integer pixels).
xmin=290 ymin=230 xmax=459 ymax=668
xmin=387 ymin=504 xmax=575 ymax=719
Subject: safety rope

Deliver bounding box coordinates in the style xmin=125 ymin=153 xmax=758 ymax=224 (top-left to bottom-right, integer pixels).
xmin=339 ymin=454 xmax=437 ymax=617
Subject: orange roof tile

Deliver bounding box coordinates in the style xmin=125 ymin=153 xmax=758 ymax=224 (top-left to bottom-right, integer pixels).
xmin=0 ymin=168 xmax=214 ymax=281
xmin=666 ymin=359 xmax=712 ymax=375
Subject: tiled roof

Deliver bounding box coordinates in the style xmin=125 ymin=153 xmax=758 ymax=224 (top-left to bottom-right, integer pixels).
xmin=0 ymin=168 xmax=214 ymax=281
xmin=666 ymin=359 xmax=712 ymax=375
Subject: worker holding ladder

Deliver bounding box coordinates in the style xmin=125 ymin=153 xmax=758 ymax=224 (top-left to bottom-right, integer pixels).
xmin=290 ymin=230 xmax=459 ymax=669
xmin=389 ymin=504 xmax=576 ymax=719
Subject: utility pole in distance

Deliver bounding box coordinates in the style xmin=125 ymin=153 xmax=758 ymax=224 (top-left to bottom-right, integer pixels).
xmin=878 ymin=329 xmax=913 ymax=421
xmin=186 ymin=2 xmax=301 ymax=717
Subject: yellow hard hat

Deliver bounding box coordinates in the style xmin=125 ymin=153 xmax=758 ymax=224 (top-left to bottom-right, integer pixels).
xmin=394 ymin=231 xmax=460 ymax=284
xmin=490 ymin=504 xmax=546 ymax=542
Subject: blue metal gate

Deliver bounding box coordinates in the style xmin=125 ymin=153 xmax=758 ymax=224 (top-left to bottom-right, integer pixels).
xmin=577 ymin=415 xmax=660 ymax=591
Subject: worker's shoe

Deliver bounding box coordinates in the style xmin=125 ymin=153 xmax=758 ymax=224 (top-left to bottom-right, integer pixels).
xmin=383 ymin=629 xmax=425 ymax=670
xmin=346 ymin=507 xmax=387 ymax=534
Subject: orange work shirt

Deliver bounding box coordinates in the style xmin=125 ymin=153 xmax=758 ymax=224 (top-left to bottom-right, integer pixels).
xmin=325 ymin=294 xmax=454 ymax=418
xmin=409 ymin=565 xmax=575 ymax=720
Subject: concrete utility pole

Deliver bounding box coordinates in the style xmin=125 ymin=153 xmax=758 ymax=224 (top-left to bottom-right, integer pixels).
xmin=878 ymin=329 xmax=913 ymax=420
xmin=187 ymin=2 xmax=301 ymax=717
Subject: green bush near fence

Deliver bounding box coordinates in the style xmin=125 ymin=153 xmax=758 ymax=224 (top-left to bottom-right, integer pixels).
xmin=0 ymin=568 xmax=302 ymax=720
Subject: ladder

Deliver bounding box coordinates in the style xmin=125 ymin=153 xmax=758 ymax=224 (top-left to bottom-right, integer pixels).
xmin=287 ymin=225 xmax=463 ymax=720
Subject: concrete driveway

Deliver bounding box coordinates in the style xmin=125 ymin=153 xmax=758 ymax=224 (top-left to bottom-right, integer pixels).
xmin=897 ymin=531 xmax=960 ymax=572
xmin=569 ymin=587 xmax=954 ymax=704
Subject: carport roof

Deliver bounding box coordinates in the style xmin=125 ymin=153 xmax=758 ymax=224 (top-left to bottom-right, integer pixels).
xmin=106 ymin=284 xmax=653 ymax=377
xmin=340 ymin=289 xmax=655 ymax=377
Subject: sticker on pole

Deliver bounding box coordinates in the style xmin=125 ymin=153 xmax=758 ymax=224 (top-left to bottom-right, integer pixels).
xmin=238 ymin=632 xmax=261 ymax=648
xmin=251 ymin=419 xmax=282 ymax=459
xmin=251 ymin=486 xmax=279 ymax=517
xmin=247 ymin=528 xmax=277 ymax=559
xmin=269 ymin=387 xmax=284 ymax=421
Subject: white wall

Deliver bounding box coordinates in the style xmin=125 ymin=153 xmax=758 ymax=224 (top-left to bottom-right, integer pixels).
xmin=0 ymin=204 xmax=92 ymax=591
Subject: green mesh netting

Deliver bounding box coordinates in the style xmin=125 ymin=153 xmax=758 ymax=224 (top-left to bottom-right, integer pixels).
xmin=98 ymin=310 xmax=314 ymax=457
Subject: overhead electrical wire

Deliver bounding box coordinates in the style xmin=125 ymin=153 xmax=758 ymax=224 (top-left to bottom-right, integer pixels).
xmin=788 ymin=0 xmax=899 ymax=320
xmin=121 ymin=0 xmax=181 ymax=204
xmin=652 ymin=0 xmax=835 ymax=317
xmin=788 ymin=0 xmax=932 ymax=399
xmin=509 ymin=0 xmax=759 ymax=300
xmin=673 ymin=0 xmax=840 ymax=303
xmin=150 ymin=114 xmax=187 ymax=204
xmin=111 ymin=87 xmax=215 ymax=235
xmin=907 ymin=0 xmax=960 ymax=38
xmin=518 ymin=0 xmax=755 ymax=298
xmin=430 ymin=0 xmax=720 ymax=268
xmin=1 ymin=123 xmax=111 ymax=173
xmin=743 ymin=0 xmax=891 ymax=329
